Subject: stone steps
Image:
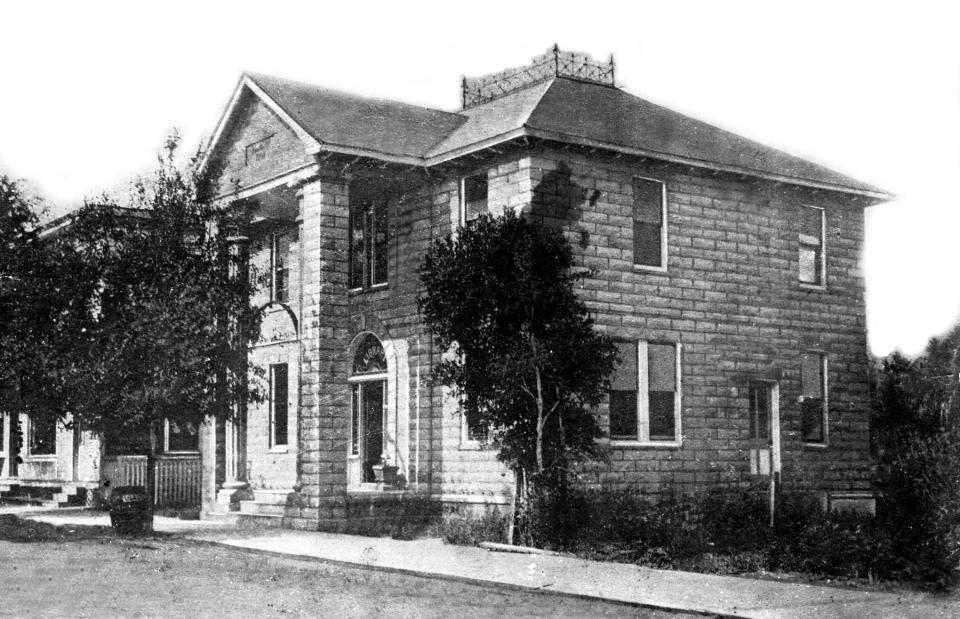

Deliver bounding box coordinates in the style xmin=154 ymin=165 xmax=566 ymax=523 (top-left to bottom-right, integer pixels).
xmin=0 ymin=482 xmax=89 ymax=508
xmin=236 ymin=487 xmax=295 ymax=528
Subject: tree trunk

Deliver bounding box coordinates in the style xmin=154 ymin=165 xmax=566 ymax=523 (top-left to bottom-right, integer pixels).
xmin=144 ymin=424 xmax=157 ymax=533
xmin=508 ymin=468 xmax=519 ymax=545
xmin=534 ymin=366 xmax=544 ymax=474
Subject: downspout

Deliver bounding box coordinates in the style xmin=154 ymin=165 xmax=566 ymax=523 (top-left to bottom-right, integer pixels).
xmin=296 ymin=192 xmax=305 ymax=492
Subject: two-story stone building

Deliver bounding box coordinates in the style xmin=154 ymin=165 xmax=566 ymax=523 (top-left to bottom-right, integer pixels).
xmin=158 ymin=47 xmax=891 ymax=529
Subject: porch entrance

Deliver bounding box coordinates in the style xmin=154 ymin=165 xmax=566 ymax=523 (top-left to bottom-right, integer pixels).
xmin=352 ymin=381 xmax=385 ymax=483
xmin=349 ymin=333 xmax=388 ymax=485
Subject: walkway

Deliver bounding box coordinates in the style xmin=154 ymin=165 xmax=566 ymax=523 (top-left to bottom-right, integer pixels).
xmin=9 ymin=507 xmax=959 ymax=618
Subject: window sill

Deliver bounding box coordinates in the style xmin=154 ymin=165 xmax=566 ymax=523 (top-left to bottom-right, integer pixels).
xmin=268 ymin=446 xmax=289 ymax=454
xmin=605 ymin=439 xmax=682 ymax=449
xmin=632 ymin=264 xmax=668 ymax=274
xmin=798 ymin=282 xmax=827 ymax=292
xmin=348 ymin=283 xmax=389 ymax=296
xmin=346 ymin=486 xmax=406 ymax=496
xmin=802 ymin=441 xmax=828 ymax=449
xmin=24 ymin=454 xmax=57 ymax=461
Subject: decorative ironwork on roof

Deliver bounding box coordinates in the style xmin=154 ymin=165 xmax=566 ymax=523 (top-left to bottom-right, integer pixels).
xmin=461 ymin=45 xmax=615 ymax=109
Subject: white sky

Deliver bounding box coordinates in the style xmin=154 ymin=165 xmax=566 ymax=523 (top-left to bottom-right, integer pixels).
xmin=1 ymin=1 xmax=957 ymax=358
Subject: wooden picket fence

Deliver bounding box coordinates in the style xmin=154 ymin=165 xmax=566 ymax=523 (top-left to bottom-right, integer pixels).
xmin=101 ymin=454 xmax=201 ymax=507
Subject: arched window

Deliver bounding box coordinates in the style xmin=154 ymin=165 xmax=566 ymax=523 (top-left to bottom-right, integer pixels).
xmin=349 ymin=334 xmax=387 ymax=483
xmin=352 ymin=333 xmax=387 ymax=375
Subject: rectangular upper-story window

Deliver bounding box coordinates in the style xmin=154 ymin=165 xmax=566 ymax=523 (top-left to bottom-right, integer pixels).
xmin=801 ymin=353 xmax=828 ymax=445
xmin=609 ymin=341 xmax=682 ymax=444
xmin=349 ymin=191 xmax=389 ymax=289
xmin=633 ymin=177 xmax=667 ymax=270
xmin=799 ymin=206 xmax=825 ymax=286
xmin=271 ymin=232 xmax=291 ymax=303
xmin=460 ymin=172 xmax=488 ymax=226
xmin=270 ymin=363 xmax=289 ymax=447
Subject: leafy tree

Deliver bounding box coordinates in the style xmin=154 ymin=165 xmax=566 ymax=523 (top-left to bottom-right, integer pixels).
xmin=0 ymin=137 xmax=260 ymax=527
xmin=0 ymin=175 xmax=50 ymax=460
xmin=419 ymin=211 xmax=618 ymax=541
xmin=873 ymin=327 xmax=960 ymax=589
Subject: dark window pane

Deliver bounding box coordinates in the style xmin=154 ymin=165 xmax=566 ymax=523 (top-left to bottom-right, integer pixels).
xmin=802 ymin=398 xmax=824 ymax=443
xmin=351 ymin=384 xmax=360 ymax=455
xmin=634 ymin=179 xmax=663 ymax=223
xmin=275 ymin=267 xmax=288 ymax=303
xmin=465 ymin=410 xmax=488 ymax=442
xmin=750 ymin=387 xmax=769 ymax=440
xmin=362 ymin=381 xmax=385 ymax=483
xmin=167 ymin=420 xmax=198 ymax=452
xmin=634 ymin=221 xmax=662 ymax=267
xmin=272 ymin=364 xmax=288 ymax=446
xmin=30 ymin=415 xmax=56 ymax=455
xmin=463 ymin=174 xmax=488 ymax=223
xmin=349 ymin=205 xmax=365 ymax=289
xmin=610 ymin=390 xmax=638 ymax=439
xmin=273 ymin=233 xmax=290 ymax=303
xmin=105 ymin=424 xmax=149 ymax=456
xmin=649 ymin=391 xmax=675 ymax=440
xmin=373 ymin=200 xmax=388 ymax=285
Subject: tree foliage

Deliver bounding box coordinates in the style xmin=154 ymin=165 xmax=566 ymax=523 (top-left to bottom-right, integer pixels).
xmin=0 ymin=137 xmax=260 ymax=461
xmin=419 ymin=211 xmax=618 ymax=486
xmin=873 ymin=326 xmax=960 ymax=589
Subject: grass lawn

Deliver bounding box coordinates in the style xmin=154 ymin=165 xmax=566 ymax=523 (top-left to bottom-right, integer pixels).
xmin=0 ymin=515 xmax=685 ymax=618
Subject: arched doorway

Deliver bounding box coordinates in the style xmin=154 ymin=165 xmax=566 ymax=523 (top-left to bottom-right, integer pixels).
xmin=349 ymin=334 xmax=387 ymax=484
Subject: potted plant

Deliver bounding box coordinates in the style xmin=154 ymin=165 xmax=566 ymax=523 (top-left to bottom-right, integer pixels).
xmin=371 ymin=455 xmax=386 ymax=483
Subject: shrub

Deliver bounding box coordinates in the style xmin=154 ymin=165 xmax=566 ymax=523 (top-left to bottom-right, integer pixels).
xmin=436 ymin=511 xmax=510 ymax=546
xmin=517 ymin=485 xmax=914 ymax=584
xmin=877 ymin=427 xmax=960 ymax=589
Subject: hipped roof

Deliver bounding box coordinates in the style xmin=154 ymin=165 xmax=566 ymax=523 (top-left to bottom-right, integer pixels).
xmin=203 ymin=72 xmax=890 ymax=201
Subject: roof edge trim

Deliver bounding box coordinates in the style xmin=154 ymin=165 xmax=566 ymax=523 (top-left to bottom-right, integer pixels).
xmin=491 ymin=127 xmax=892 ymax=202
xmin=198 ymin=74 xmax=322 ymax=177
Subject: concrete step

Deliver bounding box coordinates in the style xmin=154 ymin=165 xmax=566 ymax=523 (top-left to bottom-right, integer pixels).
xmin=0 ymin=495 xmax=45 ymax=506
xmin=237 ymin=512 xmax=285 ymax=529
xmin=239 ymin=500 xmax=286 ymax=516
xmin=251 ymin=488 xmax=293 ymax=504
